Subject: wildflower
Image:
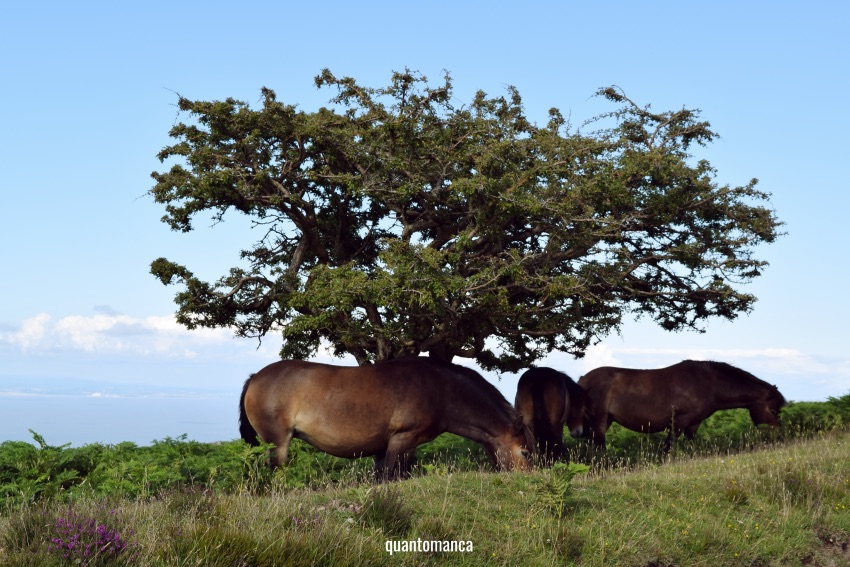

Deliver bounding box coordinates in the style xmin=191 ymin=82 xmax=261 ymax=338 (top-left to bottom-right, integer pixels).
xmin=47 ymin=509 xmax=139 ymax=564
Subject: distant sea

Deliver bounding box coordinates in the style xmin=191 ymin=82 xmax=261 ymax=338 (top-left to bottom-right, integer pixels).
xmin=1 ymin=370 xmax=525 ymax=448
xmin=1 ymin=377 xmax=240 ymax=447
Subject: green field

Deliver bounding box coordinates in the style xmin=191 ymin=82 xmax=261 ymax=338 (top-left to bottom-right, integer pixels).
xmin=2 ymin=396 xmax=849 ymax=566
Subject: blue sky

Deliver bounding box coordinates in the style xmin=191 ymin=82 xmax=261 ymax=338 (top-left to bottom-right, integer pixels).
xmin=1 ymin=2 xmax=849 ymax=443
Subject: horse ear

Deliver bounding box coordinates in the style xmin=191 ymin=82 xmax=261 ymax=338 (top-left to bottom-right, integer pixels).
xmin=513 ymin=414 xmax=525 ymax=434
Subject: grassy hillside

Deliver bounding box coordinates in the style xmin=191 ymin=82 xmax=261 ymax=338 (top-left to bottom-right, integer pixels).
xmin=2 ymin=430 xmax=849 ymax=566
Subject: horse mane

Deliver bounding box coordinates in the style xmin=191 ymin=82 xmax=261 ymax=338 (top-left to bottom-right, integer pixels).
xmin=382 ymin=357 xmax=517 ymax=419
xmin=559 ymin=369 xmax=586 ymax=401
xmin=681 ymin=360 xmax=786 ymax=404
xmin=681 ymin=359 xmax=761 ymax=383
xmin=457 ymin=364 xmax=519 ymax=416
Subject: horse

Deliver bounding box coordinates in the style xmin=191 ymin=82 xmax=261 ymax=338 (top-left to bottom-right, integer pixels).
xmin=577 ymin=360 xmax=786 ymax=450
xmin=239 ymin=357 xmax=534 ymax=479
xmin=514 ymin=367 xmax=588 ymax=464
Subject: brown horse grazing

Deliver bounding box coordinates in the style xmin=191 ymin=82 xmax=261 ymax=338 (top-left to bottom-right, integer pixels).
xmin=239 ymin=357 xmax=534 ymax=478
xmin=515 ymin=367 xmax=588 ymax=463
xmin=578 ymin=360 xmax=786 ymax=450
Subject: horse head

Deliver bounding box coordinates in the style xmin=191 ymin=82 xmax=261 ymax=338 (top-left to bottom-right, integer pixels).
xmin=494 ymin=414 xmax=534 ymax=471
xmin=565 ymin=385 xmax=589 ymax=438
xmin=749 ymin=384 xmax=787 ymax=427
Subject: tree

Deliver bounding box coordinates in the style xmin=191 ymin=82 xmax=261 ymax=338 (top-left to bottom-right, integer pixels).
xmin=149 ymin=70 xmax=782 ymax=372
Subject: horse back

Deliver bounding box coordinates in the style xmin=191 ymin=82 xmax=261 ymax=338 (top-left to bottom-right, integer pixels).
xmin=580 ymin=364 xmax=715 ymax=430
xmin=516 ymin=367 xmax=568 ymax=438
xmin=243 ymin=360 xmax=451 ymax=458
xmin=247 ymin=360 xmax=438 ymax=423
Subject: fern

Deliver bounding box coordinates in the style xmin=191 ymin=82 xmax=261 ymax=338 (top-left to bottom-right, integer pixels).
xmin=535 ymin=462 xmax=590 ymax=519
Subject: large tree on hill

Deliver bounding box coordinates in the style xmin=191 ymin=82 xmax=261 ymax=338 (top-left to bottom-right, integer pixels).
xmin=149 ymin=69 xmax=782 ymax=372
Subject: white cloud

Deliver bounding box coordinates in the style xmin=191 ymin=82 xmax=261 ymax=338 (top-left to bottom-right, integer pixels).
xmin=577 ymin=343 xmax=623 ymax=373
xmin=11 ymin=313 xmax=51 ymax=349
xmin=530 ymin=344 xmax=624 ymax=378
xmin=0 ymin=312 xmax=278 ymax=360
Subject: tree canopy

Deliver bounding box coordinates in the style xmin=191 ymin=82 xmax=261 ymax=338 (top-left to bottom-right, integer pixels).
xmin=149 ymin=70 xmax=782 ymax=372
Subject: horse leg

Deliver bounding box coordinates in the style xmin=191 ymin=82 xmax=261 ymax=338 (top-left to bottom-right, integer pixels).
xmin=663 ymin=419 xmax=695 ymax=453
xmin=662 ymin=430 xmax=677 ymax=453
xmin=376 ymin=434 xmax=419 ymax=481
xmin=374 ymin=450 xmax=415 ymax=480
xmin=553 ymin=441 xmax=566 ymax=462
xmin=397 ymin=449 xmax=416 ymax=477
xmin=588 ymin=415 xmax=609 ymax=448
xmin=373 ymin=453 xmax=388 ymax=480
xmin=663 ymin=410 xmax=685 ymax=453
xmin=664 ymin=416 xmax=699 ymax=453
xmin=267 ymin=429 xmax=294 ymax=469
xmin=544 ymin=429 xmax=565 ymax=463
xmin=684 ymin=422 xmax=701 ymax=441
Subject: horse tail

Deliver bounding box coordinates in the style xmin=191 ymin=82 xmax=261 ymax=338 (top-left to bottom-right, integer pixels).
xmin=239 ymin=374 xmax=260 ymax=446
xmin=530 ymin=379 xmax=548 ymax=438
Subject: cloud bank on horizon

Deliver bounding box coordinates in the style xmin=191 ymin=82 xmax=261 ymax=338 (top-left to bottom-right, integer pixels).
xmin=2 ymin=310 xmax=847 ymax=403
xmin=2 ymin=311 xmax=233 ymax=358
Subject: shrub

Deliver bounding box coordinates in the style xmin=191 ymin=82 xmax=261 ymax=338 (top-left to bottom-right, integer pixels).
xmin=827 ymin=392 xmax=850 ymax=422
xmin=781 ymin=402 xmax=844 ymax=434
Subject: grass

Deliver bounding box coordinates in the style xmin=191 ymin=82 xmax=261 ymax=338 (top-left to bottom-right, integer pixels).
xmin=564 ymin=435 xmax=850 ymax=566
xmin=2 ymin=430 xmax=848 ymax=566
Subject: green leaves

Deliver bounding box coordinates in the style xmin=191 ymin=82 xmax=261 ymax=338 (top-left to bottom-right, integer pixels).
xmin=535 ymin=462 xmax=591 ymax=519
xmin=149 ymin=71 xmax=782 ymax=370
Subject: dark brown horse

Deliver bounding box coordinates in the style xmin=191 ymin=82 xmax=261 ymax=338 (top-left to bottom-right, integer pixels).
xmin=515 ymin=367 xmax=588 ymax=463
xmin=578 ymin=360 xmax=786 ymax=450
xmin=239 ymin=357 xmax=534 ymax=478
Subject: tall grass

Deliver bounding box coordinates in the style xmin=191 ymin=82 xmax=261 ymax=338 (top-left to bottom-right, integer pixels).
xmin=2 ymin=395 xmax=849 ymax=565
xmin=1 ymin=430 xmax=848 ymax=566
